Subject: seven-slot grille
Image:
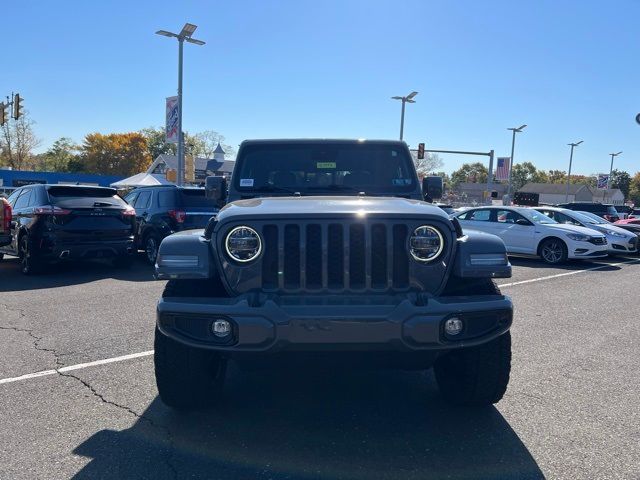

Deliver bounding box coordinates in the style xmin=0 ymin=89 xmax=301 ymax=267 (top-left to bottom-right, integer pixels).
xmin=261 ymin=222 xmax=410 ymax=292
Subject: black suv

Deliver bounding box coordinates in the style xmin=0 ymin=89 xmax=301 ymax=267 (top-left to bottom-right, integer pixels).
xmin=557 ymin=202 xmax=620 ymax=222
xmin=123 ymin=186 xmax=220 ymax=264
xmin=0 ymin=184 xmax=136 ymax=274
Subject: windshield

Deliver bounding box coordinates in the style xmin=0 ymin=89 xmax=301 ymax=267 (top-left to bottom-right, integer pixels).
xmin=577 ymin=211 xmax=609 ymax=223
xmin=572 ymin=211 xmax=601 ymax=225
xmin=522 ymin=209 xmax=557 ymax=224
xmin=234 ymin=143 xmax=417 ymax=195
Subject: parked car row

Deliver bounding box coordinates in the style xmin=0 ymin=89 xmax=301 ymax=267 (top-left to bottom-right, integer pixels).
xmin=0 ymin=184 xmax=219 ymax=274
xmin=451 ymin=203 xmax=639 ymax=265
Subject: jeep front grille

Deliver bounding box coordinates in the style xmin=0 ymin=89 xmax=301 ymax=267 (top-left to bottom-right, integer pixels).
xmin=261 ymin=222 xmax=409 ymax=292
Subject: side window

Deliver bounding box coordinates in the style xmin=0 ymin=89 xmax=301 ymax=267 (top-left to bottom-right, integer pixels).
xmin=13 ymin=189 xmax=32 ymax=210
xmin=496 ymin=210 xmax=525 ymax=224
xmin=554 ymin=212 xmax=578 ymax=225
xmin=134 ymin=191 xmax=151 ymax=209
xmin=465 ymin=209 xmax=491 ymax=221
xmin=6 ymin=189 xmax=22 ymax=207
xmin=27 ymin=188 xmax=40 ymax=207
xmin=539 ymin=210 xmax=554 ymax=220
xmin=158 ymin=191 xmax=175 ymax=208
xmin=124 ymin=192 xmax=138 ymax=205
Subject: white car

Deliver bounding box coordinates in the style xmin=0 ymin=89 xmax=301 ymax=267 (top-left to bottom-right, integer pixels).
xmin=535 ymin=207 xmax=638 ymax=255
xmin=454 ymin=206 xmax=608 ymax=265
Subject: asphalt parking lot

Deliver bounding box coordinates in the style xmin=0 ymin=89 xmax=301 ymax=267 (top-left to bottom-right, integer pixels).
xmin=1 ymin=254 xmax=639 ymax=479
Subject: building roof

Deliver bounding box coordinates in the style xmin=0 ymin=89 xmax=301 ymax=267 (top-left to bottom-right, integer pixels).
xmin=213 ymin=143 xmax=225 ymax=154
xmin=149 ymin=154 xmax=235 ymax=174
xmin=519 ymin=182 xmax=594 ymax=195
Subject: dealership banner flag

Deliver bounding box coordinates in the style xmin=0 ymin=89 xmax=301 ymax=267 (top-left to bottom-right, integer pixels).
xmin=165 ymin=96 xmax=179 ymax=144
xmin=495 ymin=157 xmax=510 ymax=180
xmin=597 ymin=173 xmax=609 ymax=189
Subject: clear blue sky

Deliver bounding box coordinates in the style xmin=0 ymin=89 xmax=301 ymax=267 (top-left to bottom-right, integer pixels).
xmin=3 ymin=0 xmax=639 ymax=175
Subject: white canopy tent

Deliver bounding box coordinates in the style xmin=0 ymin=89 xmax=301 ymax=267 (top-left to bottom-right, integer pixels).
xmin=110 ymin=173 xmax=172 ymax=189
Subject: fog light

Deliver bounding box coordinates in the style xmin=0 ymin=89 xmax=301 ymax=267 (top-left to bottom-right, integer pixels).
xmin=212 ymin=319 xmax=231 ymax=337
xmin=444 ymin=317 xmax=463 ymax=336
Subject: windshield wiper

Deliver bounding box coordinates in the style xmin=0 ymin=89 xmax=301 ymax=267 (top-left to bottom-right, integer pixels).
xmin=255 ymin=184 xmax=301 ymax=195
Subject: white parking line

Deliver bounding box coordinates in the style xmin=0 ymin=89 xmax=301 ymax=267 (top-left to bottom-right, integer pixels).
xmin=498 ymin=258 xmax=640 ymax=289
xmin=1 ymin=258 xmax=639 ymax=387
xmin=0 ymin=350 xmax=153 ymax=386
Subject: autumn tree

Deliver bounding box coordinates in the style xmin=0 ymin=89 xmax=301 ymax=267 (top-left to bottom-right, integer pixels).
xmin=0 ymin=112 xmax=41 ymax=170
xmin=411 ymin=152 xmax=444 ymax=178
xmin=81 ymin=132 xmax=151 ymax=176
xmin=140 ymin=127 xmax=235 ymax=160
xmin=192 ymin=130 xmax=235 ymax=157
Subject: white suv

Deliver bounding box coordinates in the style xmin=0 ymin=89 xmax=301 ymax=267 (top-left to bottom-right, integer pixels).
xmin=454 ymin=206 xmax=608 ymax=265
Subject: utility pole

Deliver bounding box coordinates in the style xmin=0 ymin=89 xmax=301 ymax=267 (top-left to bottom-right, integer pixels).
xmin=506 ymin=124 xmax=527 ymax=201
xmin=391 ymin=91 xmax=418 ymax=141
xmin=565 ymin=140 xmax=583 ymax=202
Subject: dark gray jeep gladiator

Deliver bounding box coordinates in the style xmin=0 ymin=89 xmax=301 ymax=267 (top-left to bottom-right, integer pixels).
xmin=154 ymin=139 xmax=513 ymax=410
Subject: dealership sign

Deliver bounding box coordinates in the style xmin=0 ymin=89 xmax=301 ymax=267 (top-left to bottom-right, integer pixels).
xmin=165 ymin=96 xmax=179 ymax=144
xmin=596 ymin=174 xmax=609 ymax=189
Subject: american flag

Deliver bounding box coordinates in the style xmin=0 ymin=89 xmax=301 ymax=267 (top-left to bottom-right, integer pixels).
xmin=495 ymin=157 xmax=510 ymax=180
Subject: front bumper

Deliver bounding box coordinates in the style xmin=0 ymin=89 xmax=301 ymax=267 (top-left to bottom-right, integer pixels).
xmin=157 ymin=293 xmax=513 ymax=353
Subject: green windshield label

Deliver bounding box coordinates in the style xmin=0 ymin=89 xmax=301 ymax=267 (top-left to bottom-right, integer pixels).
xmin=316 ymin=162 xmax=336 ymax=169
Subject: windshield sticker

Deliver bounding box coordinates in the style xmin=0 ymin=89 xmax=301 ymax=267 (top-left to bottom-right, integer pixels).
xmin=240 ymin=178 xmax=254 ymax=187
xmin=317 ymin=162 xmax=336 ymax=169
xmin=392 ymin=179 xmax=411 ymax=185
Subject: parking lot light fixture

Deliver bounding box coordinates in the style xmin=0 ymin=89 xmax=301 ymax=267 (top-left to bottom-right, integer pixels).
xmin=565 ymin=140 xmax=583 ymax=202
xmin=506 ymin=124 xmax=527 ymax=201
xmin=608 ymin=151 xmax=623 ymax=189
xmin=391 ymin=91 xmax=418 ymax=141
xmin=155 ymin=23 xmax=206 ymax=186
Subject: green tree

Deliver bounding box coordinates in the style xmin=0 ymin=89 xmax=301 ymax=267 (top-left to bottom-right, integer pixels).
xmin=450 ymin=162 xmax=488 ymax=187
xmin=610 ymin=169 xmax=631 ymax=200
xmin=140 ymin=127 xmax=235 ymax=160
xmin=546 ymin=170 xmax=566 ymax=184
xmin=629 ymin=172 xmax=640 ymax=205
xmin=81 ymin=132 xmax=151 ymax=176
xmin=39 ymin=137 xmax=80 ymax=172
xmin=511 ymin=162 xmax=546 ymax=191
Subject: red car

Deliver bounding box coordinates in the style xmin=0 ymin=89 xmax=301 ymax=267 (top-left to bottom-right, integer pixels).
xmin=614 ymin=218 xmax=640 ymax=237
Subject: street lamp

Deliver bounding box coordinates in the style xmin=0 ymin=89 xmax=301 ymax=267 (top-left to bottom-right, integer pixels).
xmin=607 ymin=151 xmax=623 ymax=189
xmin=506 ymin=124 xmax=527 ymax=200
xmin=156 ymin=23 xmax=205 ymax=186
xmin=565 ymin=140 xmax=583 ymax=202
xmin=391 ymin=91 xmax=418 ymax=141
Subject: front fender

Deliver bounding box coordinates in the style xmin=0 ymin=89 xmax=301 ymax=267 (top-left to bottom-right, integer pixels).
xmin=155 ymin=229 xmax=215 ymax=280
xmin=452 ymin=229 xmax=512 ymax=279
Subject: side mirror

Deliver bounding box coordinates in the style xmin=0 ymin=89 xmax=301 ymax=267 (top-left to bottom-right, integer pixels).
xmin=422 ymin=176 xmax=443 ymax=202
xmin=205 ymin=176 xmax=227 ymax=207
xmin=515 ymin=218 xmax=532 ymax=226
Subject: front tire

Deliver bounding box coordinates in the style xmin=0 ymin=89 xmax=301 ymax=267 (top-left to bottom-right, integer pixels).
xmin=154 ymin=327 xmax=226 ymax=410
xmin=435 ymin=278 xmax=511 ymax=406
xmin=539 ymin=237 xmax=568 ymax=265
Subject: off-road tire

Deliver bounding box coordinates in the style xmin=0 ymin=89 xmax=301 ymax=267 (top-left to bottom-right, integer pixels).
xmin=435 ymin=278 xmax=511 ymax=405
xmin=538 ymin=237 xmax=568 ymax=265
xmin=154 ymin=327 xmax=226 ymax=410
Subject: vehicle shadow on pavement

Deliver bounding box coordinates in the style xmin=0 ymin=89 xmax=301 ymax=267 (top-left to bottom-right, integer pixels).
xmin=71 ymin=367 xmax=544 ymax=480
xmin=508 ymin=256 xmax=628 ymax=272
xmin=0 ymin=256 xmax=156 ymax=292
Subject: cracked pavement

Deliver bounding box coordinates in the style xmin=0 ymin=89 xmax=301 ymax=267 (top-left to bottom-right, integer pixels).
xmin=1 ymin=255 xmax=639 ymax=479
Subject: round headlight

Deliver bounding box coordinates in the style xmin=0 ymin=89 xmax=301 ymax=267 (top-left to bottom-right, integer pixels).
xmin=225 ymin=226 xmax=262 ymax=263
xmin=409 ymin=226 xmax=444 ymax=262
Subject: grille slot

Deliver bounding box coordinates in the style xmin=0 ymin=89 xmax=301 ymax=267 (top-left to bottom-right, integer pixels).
xmin=262 ymin=222 xmax=410 ymax=292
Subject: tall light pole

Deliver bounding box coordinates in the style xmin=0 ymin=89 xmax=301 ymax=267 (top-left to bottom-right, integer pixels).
xmin=565 ymin=140 xmax=583 ymax=202
xmin=156 ymin=23 xmax=205 ymax=186
xmin=506 ymin=124 xmax=527 ymax=200
xmin=391 ymin=91 xmax=418 ymax=141
xmin=607 ymin=151 xmax=623 ymax=189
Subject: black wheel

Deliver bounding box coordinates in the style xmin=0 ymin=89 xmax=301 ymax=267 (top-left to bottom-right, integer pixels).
xmin=113 ymin=254 xmax=133 ymax=269
xmin=143 ymin=233 xmax=160 ymax=265
xmin=154 ymin=327 xmax=226 ymax=410
xmin=435 ymin=278 xmax=511 ymax=406
xmin=19 ymin=235 xmax=41 ymax=275
xmin=538 ymin=237 xmax=568 ymax=265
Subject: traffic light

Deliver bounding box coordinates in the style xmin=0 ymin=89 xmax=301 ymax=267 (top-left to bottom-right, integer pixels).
xmin=0 ymin=102 xmax=7 ymax=126
xmin=417 ymin=142 xmax=425 ymax=160
xmin=12 ymin=93 xmax=22 ymax=120
xmin=185 ymin=154 xmax=195 ymax=183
